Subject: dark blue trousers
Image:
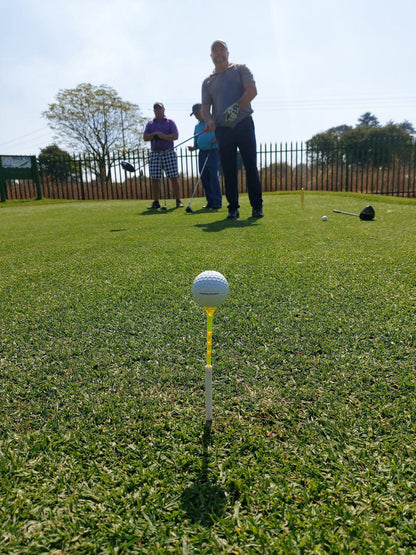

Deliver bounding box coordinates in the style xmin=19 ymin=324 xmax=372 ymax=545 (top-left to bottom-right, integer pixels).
xmin=215 ymin=116 xmax=263 ymax=211
xmin=199 ymin=149 xmax=222 ymax=208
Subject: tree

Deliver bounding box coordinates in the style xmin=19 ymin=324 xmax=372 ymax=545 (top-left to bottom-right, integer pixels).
xmin=306 ymin=125 xmax=352 ymax=164
xmin=38 ymin=144 xmax=77 ymax=182
xmin=342 ymin=123 xmax=413 ymax=166
xmin=396 ymin=120 xmax=416 ymax=136
xmin=307 ymin=113 xmax=415 ymax=167
xmin=42 ymin=83 xmax=146 ymax=183
xmin=357 ymin=112 xmax=380 ymax=127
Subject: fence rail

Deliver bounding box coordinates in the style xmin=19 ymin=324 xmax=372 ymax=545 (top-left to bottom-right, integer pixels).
xmin=3 ymin=140 xmax=416 ymax=201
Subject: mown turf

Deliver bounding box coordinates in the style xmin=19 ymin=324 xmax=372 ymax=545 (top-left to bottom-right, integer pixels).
xmin=0 ymin=192 xmax=415 ymax=554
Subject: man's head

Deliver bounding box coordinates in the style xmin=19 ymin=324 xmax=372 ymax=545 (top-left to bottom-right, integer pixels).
xmin=153 ymin=102 xmax=165 ymax=119
xmin=211 ymin=39 xmax=227 ymax=51
xmin=190 ymin=103 xmax=203 ymax=121
xmin=210 ymin=40 xmax=229 ymax=68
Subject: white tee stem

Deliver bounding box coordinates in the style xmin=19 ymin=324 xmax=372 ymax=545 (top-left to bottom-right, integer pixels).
xmin=205 ymin=365 xmax=213 ymax=421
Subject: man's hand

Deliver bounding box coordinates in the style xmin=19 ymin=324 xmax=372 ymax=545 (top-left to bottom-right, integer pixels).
xmin=204 ymin=119 xmax=216 ymax=133
xmin=224 ymin=103 xmax=239 ymax=122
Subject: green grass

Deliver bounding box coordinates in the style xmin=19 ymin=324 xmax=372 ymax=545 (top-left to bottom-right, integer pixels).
xmin=0 ymin=192 xmax=415 ymax=554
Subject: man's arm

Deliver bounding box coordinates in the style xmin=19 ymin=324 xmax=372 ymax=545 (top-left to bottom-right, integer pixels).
xmin=143 ymin=128 xmax=178 ymax=142
xmin=160 ymin=121 xmax=179 ymax=141
xmin=156 ymin=131 xmax=178 ymax=141
xmin=235 ymin=82 xmax=257 ymax=108
xmin=224 ymin=81 xmax=257 ymax=123
xmin=202 ymin=102 xmax=215 ymax=132
xmin=143 ymin=132 xmax=155 ymax=142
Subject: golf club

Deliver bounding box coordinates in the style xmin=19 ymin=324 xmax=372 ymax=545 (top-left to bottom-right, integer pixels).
xmin=185 ymin=152 xmax=211 ymax=214
xmin=333 ymin=205 xmax=375 ymax=221
xmin=121 ymin=132 xmax=205 ymax=211
xmin=121 ymin=131 xmax=205 ymax=174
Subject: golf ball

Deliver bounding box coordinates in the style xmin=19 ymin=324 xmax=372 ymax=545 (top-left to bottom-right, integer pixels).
xmin=321 ymin=215 xmax=328 ymax=221
xmin=192 ymin=271 xmax=229 ymax=307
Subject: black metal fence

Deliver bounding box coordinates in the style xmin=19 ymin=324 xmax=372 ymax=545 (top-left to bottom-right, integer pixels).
xmin=3 ymin=139 xmax=416 ymax=201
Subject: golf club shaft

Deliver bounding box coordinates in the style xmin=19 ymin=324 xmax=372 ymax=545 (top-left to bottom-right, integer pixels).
xmin=333 ymin=209 xmax=359 ymax=217
xmin=188 ymin=151 xmax=211 ymax=203
xmin=150 ymin=132 xmax=206 ymax=161
xmin=174 ymin=131 xmax=204 ymax=150
xmin=122 ymin=131 xmax=205 ymax=173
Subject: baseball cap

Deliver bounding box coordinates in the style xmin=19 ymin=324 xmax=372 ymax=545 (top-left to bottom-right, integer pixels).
xmin=211 ymin=40 xmax=227 ymax=50
xmin=190 ymin=103 xmax=202 ymax=116
xmin=153 ymin=102 xmax=164 ymax=110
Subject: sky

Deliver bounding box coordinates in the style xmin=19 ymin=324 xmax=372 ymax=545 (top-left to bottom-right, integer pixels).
xmin=1 ymin=0 xmax=416 ymax=155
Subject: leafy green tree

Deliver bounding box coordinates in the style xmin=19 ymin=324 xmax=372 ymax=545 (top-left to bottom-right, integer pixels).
xmin=396 ymin=120 xmax=416 ymax=135
xmin=42 ymin=83 xmax=146 ymax=183
xmin=357 ymin=112 xmax=380 ymax=127
xmin=342 ymin=122 xmax=413 ymax=166
xmin=306 ymin=125 xmax=352 ymax=164
xmin=307 ymin=113 xmax=415 ymax=167
xmin=38 ymin=144 xmax=77 ymax=182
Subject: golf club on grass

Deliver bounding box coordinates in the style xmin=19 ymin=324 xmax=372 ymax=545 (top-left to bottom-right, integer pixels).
xmin=333 ymin=205 xmax=375 ymax=221
xmin=185 ymin=152 xmax=211 ymax=214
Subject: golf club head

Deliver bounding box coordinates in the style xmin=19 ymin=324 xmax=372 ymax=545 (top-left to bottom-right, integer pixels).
xmin=359 ymin=205 xmax=375 ymax=221
xmin=185 ymin=205 xmax=193 ymax=213
xmin=159 ymin=205 xmax=167 ymax=211
xmin=121 ymin=161 xmax=136 ymax=172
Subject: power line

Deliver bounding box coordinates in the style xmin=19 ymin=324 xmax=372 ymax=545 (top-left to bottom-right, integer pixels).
xmin=255 ymin=95 xmax=416 ymax=111
xmin=141 ymin=94 xmax=416 ymax=111
xmin=0 ymin=127 xmax=53 ymax=150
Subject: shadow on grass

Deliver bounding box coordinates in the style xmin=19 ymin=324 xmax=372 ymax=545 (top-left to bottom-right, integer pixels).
xmin=180 ymin=421 xmax=227 ymax=527
xmin=138 ymin=207 xmax=175 ymax=216
xmin=184 ymin=207 xmax=221 ymax=215
xmin=195 ymin=218 xmax=259 ymax=232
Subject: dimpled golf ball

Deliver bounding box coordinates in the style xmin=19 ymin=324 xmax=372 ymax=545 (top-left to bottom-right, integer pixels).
xmin=192 ymin=271 xmax=229 ymax=307
xmin=321 ymin=215 xmax=328 ymax=221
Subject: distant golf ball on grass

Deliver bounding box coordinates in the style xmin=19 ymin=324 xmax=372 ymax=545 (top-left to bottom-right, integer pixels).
xmin=192 ymin=271 xmax=229 ymax=307
xmin=321 ymin=215 xmax=328 ymax=221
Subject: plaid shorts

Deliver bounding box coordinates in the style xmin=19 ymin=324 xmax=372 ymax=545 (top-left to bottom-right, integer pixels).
xmin=149 ymin=150 xmax=179 ymax=179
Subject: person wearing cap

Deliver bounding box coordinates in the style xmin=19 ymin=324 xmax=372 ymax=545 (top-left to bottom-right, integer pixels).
xmin=201 ymin=40 xmax=263 ymax=219
xmin=188 ymin=103 xmax=222 ymax=210
xmin=143 ymin=102 xmax=184 ymax=209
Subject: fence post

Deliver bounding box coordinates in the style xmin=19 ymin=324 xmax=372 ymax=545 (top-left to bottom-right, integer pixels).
xmin=0 ymin=168 xmax=6 ymax=202
xmin=30 ymin=156 xmax=42 ymax=200
xmin=78 ymin=155 xmax=85 ymax=200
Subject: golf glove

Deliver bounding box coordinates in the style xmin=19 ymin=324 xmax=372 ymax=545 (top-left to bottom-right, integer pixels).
xmin=224 ymin=103 xmax=239 ymax=122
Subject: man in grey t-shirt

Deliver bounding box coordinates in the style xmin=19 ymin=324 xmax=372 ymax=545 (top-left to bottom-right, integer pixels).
xmin=201 ymin=40 xmax=263 ymax=219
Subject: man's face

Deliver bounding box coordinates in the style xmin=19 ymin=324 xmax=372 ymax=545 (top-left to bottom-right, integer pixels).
xmin=193 ymin=109 xmax=203 ymax=122
xmin=154 ymin=107 xmax=165 ymax=120
xmin=211 ymin=43 xmax=229 ymax=65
